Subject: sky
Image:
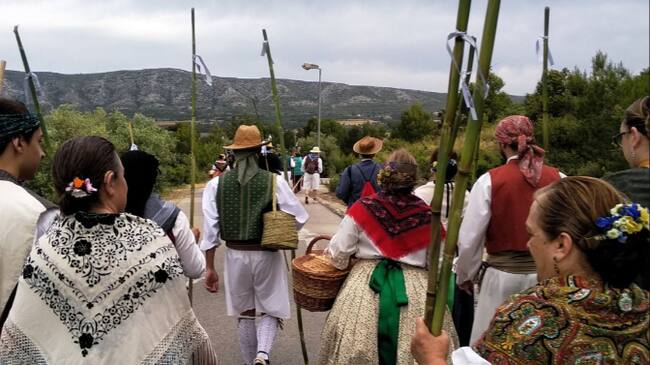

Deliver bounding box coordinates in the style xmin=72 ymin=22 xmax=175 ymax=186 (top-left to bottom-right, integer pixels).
xmin=1 ymin=0 xmax=648 ymax=95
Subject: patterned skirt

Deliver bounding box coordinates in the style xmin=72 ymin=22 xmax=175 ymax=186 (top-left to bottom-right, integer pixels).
xmin=318 ymin=259 xmax=459 ymax=365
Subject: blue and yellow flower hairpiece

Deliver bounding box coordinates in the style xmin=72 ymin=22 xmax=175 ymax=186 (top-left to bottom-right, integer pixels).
xmin=594 ymin=203 xmax=649 ymax=243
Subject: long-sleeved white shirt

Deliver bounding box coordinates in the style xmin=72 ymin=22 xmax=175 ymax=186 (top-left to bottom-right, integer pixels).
xmin=326 ymin=215 xmax=428 ymax=270
xmin=200 ymin=174 xmax=309 ymax=251
xmin=413 ymin=181 xmax=469 ymax=231
xmin=455 ymin=156 xmax=566 ymax=284
xmin=171 ymin=210 xmax=206 ymax=278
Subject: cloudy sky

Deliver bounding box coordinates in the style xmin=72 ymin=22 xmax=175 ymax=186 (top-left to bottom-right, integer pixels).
xmin=1 ymin=0 xmax=648 ymax=95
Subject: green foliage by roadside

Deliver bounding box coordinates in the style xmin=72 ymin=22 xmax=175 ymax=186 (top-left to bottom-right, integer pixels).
xmin=26 ymin=105 xmax=180 ymax=201
xmin=525 ymin=51 xmax=649 ymax=176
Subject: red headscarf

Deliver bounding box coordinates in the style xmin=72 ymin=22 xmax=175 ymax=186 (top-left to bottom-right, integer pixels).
xmin=494 ymin=115 xmax=545 ymax=187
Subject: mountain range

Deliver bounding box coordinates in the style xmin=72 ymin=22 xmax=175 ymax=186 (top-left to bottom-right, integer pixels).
xmin=2 ymin=68 xmax=520 ymax=128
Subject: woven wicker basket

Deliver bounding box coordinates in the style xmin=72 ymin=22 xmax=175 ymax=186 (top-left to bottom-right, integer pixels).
xmin=261 ymin=177 xmax=298 ymax=250
xmin=292 ymin=236 xmax=351 ymax=312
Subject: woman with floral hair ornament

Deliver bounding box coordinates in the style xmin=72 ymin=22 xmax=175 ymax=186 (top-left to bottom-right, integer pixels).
xmin=411 ymin=177 xmax=649 ymax=365
xmin=0 ymin=136 xmax=218 ymax=364
xmin=318 ymin=149 xmax=458 ymax=365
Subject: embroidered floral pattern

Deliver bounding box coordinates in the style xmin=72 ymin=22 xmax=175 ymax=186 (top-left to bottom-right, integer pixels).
xmin=23 ymin=257 xmax=183 ymax=356
xmin=46 ymin=213 xmax=164 ymax=287
xmin=475 ymin=276 xmax=650 ymax=364
xmin=20 ymin=213 xmax=184 ymax=357
xmin=357 ymin=193 xmax=431 ymax=237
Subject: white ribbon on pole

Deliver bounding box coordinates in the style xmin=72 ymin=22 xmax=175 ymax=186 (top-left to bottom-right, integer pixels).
xmin=535 ymin=36 xmax=555 ymax=66
xmin=260 ymin=41 xmax=273 ymax=64
xmin=23 ymin=71 xmax=43 ymax=107
xmin=445 ymin=31 xmax=488 ymax=121
xmin=193 ymin=54 xmax=213 ymax=86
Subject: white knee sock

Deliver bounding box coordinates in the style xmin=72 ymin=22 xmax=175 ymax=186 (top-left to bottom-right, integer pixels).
xmin=238 ymin=316 xmax=258 ymax=364
xmin=256 ymin=315 xmax=279 ymax=361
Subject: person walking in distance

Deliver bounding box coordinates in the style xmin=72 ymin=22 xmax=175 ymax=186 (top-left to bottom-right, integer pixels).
xmin=336 ymin=136 xmax=383 ymax=207
xmin=301 ymin=146 xmax=323 ymax=204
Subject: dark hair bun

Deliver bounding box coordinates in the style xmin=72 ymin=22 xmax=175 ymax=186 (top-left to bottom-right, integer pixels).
xmin=585 ymin=230 xmax=649 ymax=289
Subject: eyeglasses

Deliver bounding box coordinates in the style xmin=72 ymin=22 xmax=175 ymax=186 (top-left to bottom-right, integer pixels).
xmin=611 ymin=131 xmax=629 ymax=147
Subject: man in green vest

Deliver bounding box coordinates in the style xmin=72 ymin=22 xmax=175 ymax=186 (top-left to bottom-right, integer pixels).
xmin=200 ymin=125 xmax=309 ymax=365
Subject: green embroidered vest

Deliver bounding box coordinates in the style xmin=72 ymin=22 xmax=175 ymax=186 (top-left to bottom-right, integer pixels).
xmin=217 ymin=170 xmax=273 ymax=244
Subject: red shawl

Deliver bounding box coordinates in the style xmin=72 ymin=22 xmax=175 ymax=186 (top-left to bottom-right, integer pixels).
xmin=348 ymin=192 xmax=438 ymax=259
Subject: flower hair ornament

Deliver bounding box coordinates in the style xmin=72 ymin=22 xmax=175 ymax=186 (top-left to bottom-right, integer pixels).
xmin=594 ymin=202 xmax=650 ymax=243
xmin=65 ymin=177 xmax=98 ymax=198
xmin=377 ymin=161 xmax=417 ymax=190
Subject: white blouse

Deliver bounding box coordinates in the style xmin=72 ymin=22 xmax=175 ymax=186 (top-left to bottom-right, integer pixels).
xmin=326 ymin=215 xmax=428 ymax=270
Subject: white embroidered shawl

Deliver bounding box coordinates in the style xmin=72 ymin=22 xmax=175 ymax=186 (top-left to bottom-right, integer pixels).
xmin=0 ymin=212 xmax=217 ymax=364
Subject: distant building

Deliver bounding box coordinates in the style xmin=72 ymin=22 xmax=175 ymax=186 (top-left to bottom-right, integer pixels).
xmin=336 ymin=118 xmax=380 ymax=127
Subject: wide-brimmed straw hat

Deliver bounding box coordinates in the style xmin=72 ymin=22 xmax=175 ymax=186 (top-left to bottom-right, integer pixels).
xmin=353 ymin=136 xmax=383 ymax=155
xmin=310 ymin=146 xmax=321 ymax=153
xmin=225 ymin=125 xmax=268 ymax=150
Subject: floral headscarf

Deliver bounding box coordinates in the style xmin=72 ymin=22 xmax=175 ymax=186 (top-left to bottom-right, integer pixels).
xmin=495 ymin=115 xmax=545 ymax=187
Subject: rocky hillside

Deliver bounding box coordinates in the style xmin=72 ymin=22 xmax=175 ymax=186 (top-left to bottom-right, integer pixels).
xmin=3 ymin=68 xmax=449 ymax=127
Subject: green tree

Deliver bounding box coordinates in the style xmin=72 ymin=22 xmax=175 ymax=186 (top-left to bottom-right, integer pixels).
xmin=393 ymin=103 xmax=438 ymax=142
xmin=525 ymin=51 xmax=649 ymax=176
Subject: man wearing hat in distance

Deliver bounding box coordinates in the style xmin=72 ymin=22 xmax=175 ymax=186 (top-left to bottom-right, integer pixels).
xmin=336 ymin=136 xmax=383 ymax=207
xmin=301 ymin=146 xmax=323 ymax=204
xmin=0 ymin=98 xmax=56 ymax=332
xmin=200 ymin=125 xmax=309 ymax=365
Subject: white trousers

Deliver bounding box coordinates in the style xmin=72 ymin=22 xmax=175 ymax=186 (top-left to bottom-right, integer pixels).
xmin=224 ymin=248 xmax=291 ymax=319
xmin=469 ymin=267 xmax=538 ymax=345
xmin=303 ymin=173 xmax=320 ymax=190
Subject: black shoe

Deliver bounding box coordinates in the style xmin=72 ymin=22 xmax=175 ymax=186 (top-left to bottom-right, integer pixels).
xmin=305 ymin=196 xmax=309 ymax=204
xmin=254 ymin=356 xmax=270 ymax=365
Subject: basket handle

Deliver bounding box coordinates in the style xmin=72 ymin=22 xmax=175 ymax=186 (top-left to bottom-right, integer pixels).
xmin=306 ymin=235 xmax=332 ymax=255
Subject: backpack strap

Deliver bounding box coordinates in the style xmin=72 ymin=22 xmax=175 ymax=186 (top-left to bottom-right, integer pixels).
xmin=355 ymin=164 xmax=372 ymax=182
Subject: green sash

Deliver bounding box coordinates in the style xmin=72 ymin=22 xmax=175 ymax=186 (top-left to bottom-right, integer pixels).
xmin=369 ymin=259 xmax=409 ymax=365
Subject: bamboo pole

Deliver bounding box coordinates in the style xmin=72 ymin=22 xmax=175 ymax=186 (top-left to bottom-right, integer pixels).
xmin=542 ymin=7 xmax=550 ymax=151
xmin=188 ymin=7 xmax=198 ymax=305
xmin=424 ymin=0 xmax=472 ymax=328
xmin=13 ymin=26 xmax=49 ymax=147
xmin=430 ymin=0 xmax=501 ymax=335
xmin=127 ymin=121 xmax=135 ymax=147
xmin=261 ymin=29 xmax=309 ymax=365
xmin=0 ymin=60 xmax=6 ymax=95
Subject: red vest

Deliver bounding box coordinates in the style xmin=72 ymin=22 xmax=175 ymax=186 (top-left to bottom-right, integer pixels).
xmin=485 ymin=160 xmax=560 ymax=254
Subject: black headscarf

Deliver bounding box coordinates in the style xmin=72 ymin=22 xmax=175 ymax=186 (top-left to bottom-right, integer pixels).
xmin=121 ymin=150 xmax=159 ymax=217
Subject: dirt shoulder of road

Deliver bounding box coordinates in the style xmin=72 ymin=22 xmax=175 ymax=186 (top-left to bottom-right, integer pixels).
xmin=162 ymin=183 xmax=206 ymax=204
xmin=315 ymin=191 xmax=347 ymax=218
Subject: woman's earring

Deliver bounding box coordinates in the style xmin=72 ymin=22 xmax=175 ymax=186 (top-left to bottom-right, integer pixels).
xmin=553 ymin=257 xmax=560 ymax=276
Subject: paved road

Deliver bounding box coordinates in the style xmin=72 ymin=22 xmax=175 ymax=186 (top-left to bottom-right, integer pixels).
xmin=172 ymin=185 xmax=342 ymax=365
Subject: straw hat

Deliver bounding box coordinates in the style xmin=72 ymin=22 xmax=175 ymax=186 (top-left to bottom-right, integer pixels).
xmin=353 ymin=136 xmax=383 ymax=155
xmin=310 ymin=146 xmax=321 ymax=153
xmin=225 ymin=125 xmax=268 ymax=150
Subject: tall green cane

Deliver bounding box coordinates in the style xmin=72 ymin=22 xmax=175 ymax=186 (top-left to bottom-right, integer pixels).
xmin=424 ymin=0 xmax=472 ymax=328
xmin=13 ymin=26 xmax=49 ymax=148
xmin=430 ymin=0 xmax=501 ymax=335
xmin=542 ymin=7 xmax=550 ymax=151
xmin=261 ymin=29 xmax=309 ymax=365
xmin=188 ymin=7 xmax=198 ymax=305
xmin=0 ymin=60 xmax=6 ymax=95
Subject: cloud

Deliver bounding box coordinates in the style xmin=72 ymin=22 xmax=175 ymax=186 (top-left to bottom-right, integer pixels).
xmin=1 ymin=0 xmax=647 ymax=96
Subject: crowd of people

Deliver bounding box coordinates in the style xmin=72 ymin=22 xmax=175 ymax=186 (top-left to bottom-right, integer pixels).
xmin=0 ymin=94 xmax=648 ymax=364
